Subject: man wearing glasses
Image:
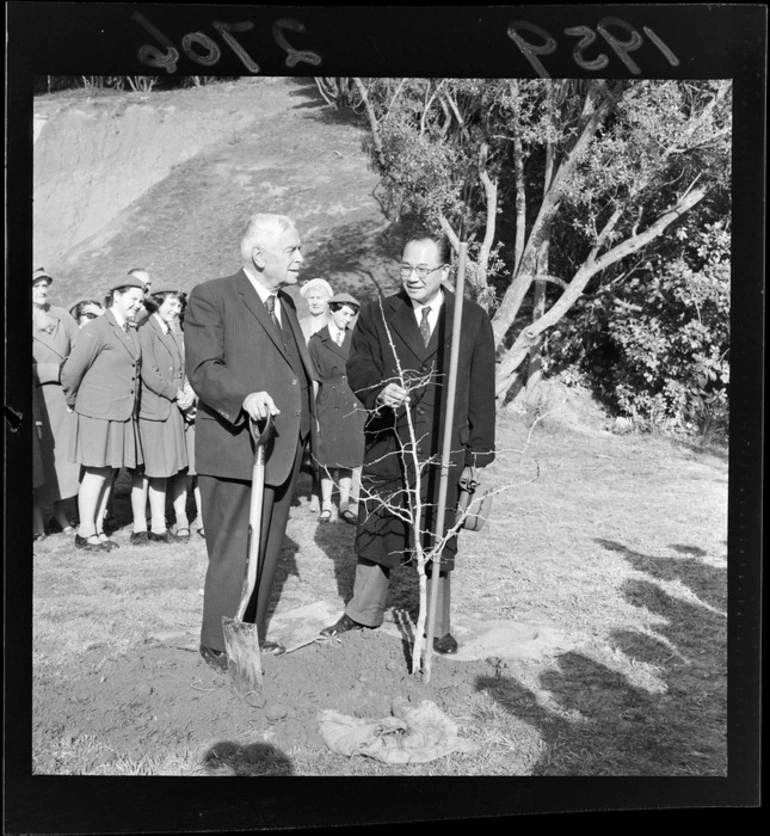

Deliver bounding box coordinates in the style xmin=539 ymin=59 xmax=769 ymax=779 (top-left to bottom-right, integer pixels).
xmin=321 ymin=231 xmax=496 ymax=654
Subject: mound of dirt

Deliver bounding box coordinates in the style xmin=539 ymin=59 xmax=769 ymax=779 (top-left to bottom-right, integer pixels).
xmin=34 ymin=627 xmax=494 ymax=774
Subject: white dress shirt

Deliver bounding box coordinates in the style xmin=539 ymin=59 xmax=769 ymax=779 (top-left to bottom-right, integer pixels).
xmin=244 ymin=266 xmax=282 ymax=327
xmin=411 ymin=289 xmax=444 ymax=339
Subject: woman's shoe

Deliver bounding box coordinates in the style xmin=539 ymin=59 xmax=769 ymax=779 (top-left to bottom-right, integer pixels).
xmin=318 ymin=509 xmax=332 ymax=524
xmin=97 ymin=532 xmax=120 ymax=550
xmin=148 ymin=530 xmax=174 ymax=543
xmin=339 ymin=508 xmax=357 ymax=525
xmin=174 ymin=528 xmax=191 ymax=543
xmin=74 ymin=534 xmax=109 ymax=552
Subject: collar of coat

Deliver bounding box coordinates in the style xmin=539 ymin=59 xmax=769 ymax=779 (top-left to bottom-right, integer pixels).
xmin=104 ymin=309 xmax=140 ymax=360
xmin=234 ymin=269 xmax=312 ymax=373
xmin=383 ymin=288 xmax=456 ymax=362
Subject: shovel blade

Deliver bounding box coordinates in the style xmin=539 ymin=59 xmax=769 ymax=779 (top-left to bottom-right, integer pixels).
xmin=222 ymin=616 xmax=264 ymax=707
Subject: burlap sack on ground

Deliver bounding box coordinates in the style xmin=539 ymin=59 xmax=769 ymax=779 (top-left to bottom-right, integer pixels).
xmin=318 ymin=698 xmax=477 ymax=764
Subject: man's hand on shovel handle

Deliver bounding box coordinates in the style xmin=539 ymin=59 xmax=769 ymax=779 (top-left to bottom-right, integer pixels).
xmin=243 ymin=391 xmax=281 ymax=422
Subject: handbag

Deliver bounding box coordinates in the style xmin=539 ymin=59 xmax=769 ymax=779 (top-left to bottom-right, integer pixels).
xmin=455 ymin=467 xmax=493 ymax=532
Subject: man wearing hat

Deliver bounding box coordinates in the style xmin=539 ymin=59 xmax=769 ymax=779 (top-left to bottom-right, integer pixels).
xmin=184 ymin=213 xmax=316 ymax=669
xmin=320 ymin=230 xmax=496 ymax=654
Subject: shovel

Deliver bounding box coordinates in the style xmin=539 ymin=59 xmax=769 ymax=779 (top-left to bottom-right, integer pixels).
xmin=222 ymin=414 xmax=275 ymax=706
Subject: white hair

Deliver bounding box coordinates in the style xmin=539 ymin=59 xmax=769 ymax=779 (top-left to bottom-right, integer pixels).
xmin=299 ymin=278 xmax=333 ymax=299
xmin=240 ymin=213 xmax=296 ymax=263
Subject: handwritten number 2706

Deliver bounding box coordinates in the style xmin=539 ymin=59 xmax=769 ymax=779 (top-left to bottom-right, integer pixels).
xmin=508 ymin=17 xmax=680 ymax=78
xmin=132 ymin=12 xmax=322 ymax=74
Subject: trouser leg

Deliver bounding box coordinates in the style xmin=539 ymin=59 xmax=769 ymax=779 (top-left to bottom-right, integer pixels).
xmin=345 ymin=557 xmax=391 ymax=628
xmin=426 ymin=572 xmax=451 ymax=637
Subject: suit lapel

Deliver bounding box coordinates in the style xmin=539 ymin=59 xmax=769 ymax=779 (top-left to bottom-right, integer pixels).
xmin=33 ymin=313 xmax=67 ymax=360
xmin=151 ymin=315 xmax=182 ymax=367
xmin=106 ymin=310 xmax=139 ymax=361
xmin=236 ymin=270 xmax=290 ymax=362
xmin=322 ymin=326 xmax=349 ymax=360
xmin=422 ymin=289 xmax=454 ymax=361
xmin=387 ymin=292 xmax=425 ymax=363
xmin=280 ymin=290 xmax=316 ymax=381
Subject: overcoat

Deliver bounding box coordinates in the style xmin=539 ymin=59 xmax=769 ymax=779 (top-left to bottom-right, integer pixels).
xmin=308 ymin=325 xmax=366 ymax=469
xmin=32 ymin=305 xmax=81 ymax=501
xmin=137 ymin=314 xmax=188 ymax=477
xmin=184 ymin=269 xmax=317 ymax=486
xmin=347 ymin=288 xmax=496 ymax=571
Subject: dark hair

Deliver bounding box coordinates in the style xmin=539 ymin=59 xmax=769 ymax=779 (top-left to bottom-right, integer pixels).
xmin=329 ymin=301 xmax=359 ymax=314
xmin=69 ymin=299 xmax=103 ymax=320
xmin=144 ymin=290 xmax=185 ymax=315
xmin=402 ymin=229 xmax=451 ymax=264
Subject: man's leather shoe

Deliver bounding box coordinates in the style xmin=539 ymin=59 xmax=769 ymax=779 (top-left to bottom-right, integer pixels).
xmin=433 ymin=633 xmax=459 ymax=655
xmin=130 ymin=531 xmax=150 ymax=546
xmin=200 ymin=644 xmax=228 ymax=674
xmin=320 ymin=613 xmax=364 ymax=638
xmin=260 ymin=640 xmax=286 ymax=656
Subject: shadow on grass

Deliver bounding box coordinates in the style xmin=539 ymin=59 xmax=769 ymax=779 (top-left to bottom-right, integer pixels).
xmin=202 ymin=740 xmax=293 ymax=776
xmin=474 ymin=539 xmax=727 ymax=775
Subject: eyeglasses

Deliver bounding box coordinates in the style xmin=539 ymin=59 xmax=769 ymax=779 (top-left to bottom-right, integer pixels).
xmin=399 ymin=263 xmax=445 ymax=280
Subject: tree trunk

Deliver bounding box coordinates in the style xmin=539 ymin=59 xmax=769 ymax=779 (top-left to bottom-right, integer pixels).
xmin=491 ymin=81 xmax=623 ymax=348
xmin=495 ymin=183 xmax=710 ymax=405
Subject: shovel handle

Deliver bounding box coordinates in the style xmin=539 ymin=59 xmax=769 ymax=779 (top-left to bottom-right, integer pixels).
xmin=249 ymin=413 xmax=275 ymax=450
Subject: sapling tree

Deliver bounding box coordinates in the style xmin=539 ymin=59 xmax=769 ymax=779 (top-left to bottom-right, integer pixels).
xmin=318 ymin=296 xmax=540 ymax=682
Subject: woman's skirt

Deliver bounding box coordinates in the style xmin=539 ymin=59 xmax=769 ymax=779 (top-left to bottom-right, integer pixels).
xmin=139 ymin=410 xmax=188 ymax=478
xmin=70 ymin=413 xmax=143 ymax=470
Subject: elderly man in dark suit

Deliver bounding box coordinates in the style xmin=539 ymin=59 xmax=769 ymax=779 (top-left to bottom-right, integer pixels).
xmin=321 ymin=231 xmax=496 ymax=654
xmin=184 ymin=213 xmax=315 ymax=669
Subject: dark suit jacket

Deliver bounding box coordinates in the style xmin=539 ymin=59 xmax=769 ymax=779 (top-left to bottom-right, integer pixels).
xmin=61 ymin=310 xmax=141 ymax=420
xmin=138 ymin=315 xmax=185 ymax=421
xmin=347 ymin=287 xmax=496 ymax=568
xmin=184 ymin=269 xmax=316 ymax=485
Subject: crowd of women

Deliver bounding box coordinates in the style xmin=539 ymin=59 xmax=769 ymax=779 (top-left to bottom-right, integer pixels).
xmin=32 ymin=269 xmax=366 ymax=550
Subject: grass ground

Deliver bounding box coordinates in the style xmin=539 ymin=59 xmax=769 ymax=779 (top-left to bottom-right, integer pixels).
xmin=32 ymin=397 xmax=728 ymax=777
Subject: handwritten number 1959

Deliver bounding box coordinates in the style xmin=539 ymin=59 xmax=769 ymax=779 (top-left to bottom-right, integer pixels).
xmin=132 ymin=12 xmax=322 ymax=74
xmin=508 ymin=17 xmax=680 ymax=79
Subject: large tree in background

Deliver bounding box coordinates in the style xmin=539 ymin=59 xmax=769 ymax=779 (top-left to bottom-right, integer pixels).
xmin=319 ymin=78 xmax=732 ymax=409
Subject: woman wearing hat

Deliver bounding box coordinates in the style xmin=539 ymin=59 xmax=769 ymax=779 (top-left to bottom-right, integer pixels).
xmin=68 ymin=298 xmax=105 ymax=327
xmin=61 ymin=274 xmax=146 ymax=552
xmin=298 ymin=277 xmax=334 ymax=343
xmin=32 ymin=268 xmax=81 ymax=535
xmin=132 ymin=288 xmax=194 ymax=544
xmin=307 ymin=292 xmax=366 ymax=524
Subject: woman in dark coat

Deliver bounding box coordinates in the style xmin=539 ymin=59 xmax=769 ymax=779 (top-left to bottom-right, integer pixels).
xmin=61 ymin=275 xmax=146 ymax=552
xmin=133 ymin=289 xmax=193 ymax=543
xmin=32 ymin=268 xmax=81 ymax=532
xmin=307 ymin=293 xmax=366 ymax=524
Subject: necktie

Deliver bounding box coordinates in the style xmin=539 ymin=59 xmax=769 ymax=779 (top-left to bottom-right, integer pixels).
xmin=123 ymin=321 xmax=131 ymax=335
xmin=336 ymin=330 xmax=344 ymax=346
xmin=419 ymin=306 xmax=432 ymax=346
xmin=265 ymin=294 xmax=281 ymax=330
